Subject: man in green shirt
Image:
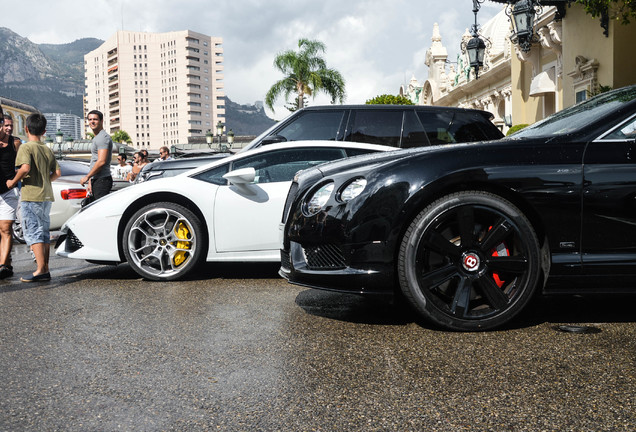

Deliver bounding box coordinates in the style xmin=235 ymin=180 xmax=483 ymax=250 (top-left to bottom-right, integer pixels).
xmin=6 ymin=114 xmax=61 ymax=282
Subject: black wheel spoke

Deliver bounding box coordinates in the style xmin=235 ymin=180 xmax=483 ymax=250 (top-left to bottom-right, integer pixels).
xmin=450 ymin=277 xmax=471 ymax=317
xmin=420 ymin=263 xmax=458 ymax=289
xmin=476 ymin=275 xmax=509 ymax=310
xmin=457 ymin=206 xmax=475 ymax=248
xmin=480 ymin=218 xmax=511 ymax=251
xmin=424 ymin=229 xmax=461 ymax=259
xmin=487 ymin=255 xmax=528 ymax=275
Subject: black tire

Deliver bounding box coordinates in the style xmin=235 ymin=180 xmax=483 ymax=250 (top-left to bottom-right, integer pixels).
xmin=398 ymin=191 xmax=541 ymax=331
xmin=123 ymin=202 xmax=206 ymax=281
xmin=12 ymin=220 xmax=25 ymax=244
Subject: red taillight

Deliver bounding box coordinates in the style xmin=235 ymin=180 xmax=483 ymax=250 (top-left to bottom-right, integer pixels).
xmin=60 ymin=188 xmax=88 ymax=200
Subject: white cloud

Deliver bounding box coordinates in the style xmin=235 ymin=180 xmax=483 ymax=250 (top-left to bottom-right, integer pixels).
xmin=5 ymin=0 xmax=507 ymax=118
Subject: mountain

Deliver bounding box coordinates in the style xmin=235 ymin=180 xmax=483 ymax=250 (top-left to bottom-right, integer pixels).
xmin=223 ymin=98 xmax=276 ymax=136
xmin=0 ymin=27 xmax=276 ymax=135
xmin=0 ymin=27 xmax=102 ymax=115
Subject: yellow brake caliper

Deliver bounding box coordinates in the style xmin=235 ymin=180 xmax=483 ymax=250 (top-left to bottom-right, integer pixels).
xmin=173 ymin=222 xmax=191 ymax=267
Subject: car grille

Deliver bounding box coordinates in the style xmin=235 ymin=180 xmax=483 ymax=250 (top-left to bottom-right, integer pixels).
xmin=281 ymin=181 xmax=299 ymax=223
xmin=304 ymin=244 xmax=346 ymax=270
xmin=280 ymin=249 xmax=291 ymax=271
xmin=65 ymin=229 xmax=84 ymax=253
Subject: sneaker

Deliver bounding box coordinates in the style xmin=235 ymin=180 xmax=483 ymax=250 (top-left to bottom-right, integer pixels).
xmin=0 ymin=265 xmax=13 ymax=279
xmin=20 ymin=272 xmax=51 ymax=283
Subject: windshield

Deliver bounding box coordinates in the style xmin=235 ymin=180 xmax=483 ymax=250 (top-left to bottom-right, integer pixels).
xmin=510 ymin=86 xmax=636 ymax=139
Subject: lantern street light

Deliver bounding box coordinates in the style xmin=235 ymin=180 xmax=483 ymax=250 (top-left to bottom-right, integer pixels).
xmin=227 ymin=129 xmax=235 ymax=151
xmin=461 ymin=0 xmax=488 ymax=79
xmin=216 ymin=120 xmax=224 ymax=152
xmin=205 ymin=129 xmax=214 ymax=149
xmin=55 ymin=129 xmax=64 ymax=159
xmin=511 ymin=0 xmax=538 ymax=52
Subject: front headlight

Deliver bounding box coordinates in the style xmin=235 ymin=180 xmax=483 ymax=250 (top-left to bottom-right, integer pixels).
xmin=304 ymin=182 xmax=334 ymax=216
xmin=339 ymin=178 xmax=367 ymax=202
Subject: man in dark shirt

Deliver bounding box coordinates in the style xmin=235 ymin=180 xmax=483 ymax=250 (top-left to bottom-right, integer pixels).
xmin=0 ymin=110 xmax=20 ymax=278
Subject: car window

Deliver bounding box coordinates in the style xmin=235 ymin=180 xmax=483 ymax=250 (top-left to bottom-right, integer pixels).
xmin=192 ymin=164 xmax=230 ymax=185
xmin=602 ymin=115 xmax=636 ymax=140
xmin=401 ymin=110 xmax=431 ymax=148
xmin=59 ymin=161 xmax=90 ymax=176
xmin=449 ymin=112 xmax=501 ymax=142
xmin=273 ymin=110 xmax=346 ymax=142
xmin=346 ymin=110 xmax=403 ymax=147
xmin=232 ymin=147 xmax=349 ymax=184
xmin=417 ymin=111 xmax=456 ymax=144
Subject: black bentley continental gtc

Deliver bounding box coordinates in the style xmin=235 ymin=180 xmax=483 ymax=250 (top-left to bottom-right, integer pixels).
xmin=280 ymin=85 xmax=636 ymax=331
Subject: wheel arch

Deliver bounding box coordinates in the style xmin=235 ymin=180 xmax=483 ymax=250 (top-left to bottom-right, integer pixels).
xmin=116 ymin=192 xmax=210 ymax=261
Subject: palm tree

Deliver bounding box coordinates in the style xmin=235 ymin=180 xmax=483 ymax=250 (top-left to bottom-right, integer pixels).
xmin=265 ymin=39 xmax=346 ymax=113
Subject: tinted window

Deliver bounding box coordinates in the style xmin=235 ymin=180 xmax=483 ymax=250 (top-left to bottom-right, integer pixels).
xmin=59 ymin=161 xmax=90 ymax=176
xmin=192 ymin=164 xmax=229 ymax=185
xmin=274 ymin=111 xmax=346 ymax=142
xmin=232 ymin=148 xmax=348 ymax=184
xmin=449 ymin=112 xmax=500 ymax=142
xmin=602 ymin=115 xmax=636 ymax=140
xmin=417 ymin=111 xmax=455 ymax=144
xmin=401 ymin=110 xmax=430 ymax=148
xmin=417 ymin=111 xmax=502 ymax=144
xmin=346 ymin=110 xmax=403 ymax=147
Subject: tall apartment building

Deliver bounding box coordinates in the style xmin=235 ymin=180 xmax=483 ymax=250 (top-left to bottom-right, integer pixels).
xmin=84 ymin=30 xmax=225 ymax=149
xmin=44 ymin=113 xmax=83 ymax=140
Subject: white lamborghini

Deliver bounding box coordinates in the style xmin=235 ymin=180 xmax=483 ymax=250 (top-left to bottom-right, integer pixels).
xmin=56 ymin=141 xmax=394 ymax=280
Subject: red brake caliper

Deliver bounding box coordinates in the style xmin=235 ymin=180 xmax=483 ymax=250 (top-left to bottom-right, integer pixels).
xmin=488 ymin=226 xmax=509 ymax=288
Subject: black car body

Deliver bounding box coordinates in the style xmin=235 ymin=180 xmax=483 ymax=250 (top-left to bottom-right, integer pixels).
xmin=280 ymin=85 xmax=636 ymax=331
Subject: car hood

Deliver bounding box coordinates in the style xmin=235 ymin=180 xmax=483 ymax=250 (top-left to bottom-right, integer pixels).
xmin=299 ymin=143 xmax=471 ymax=182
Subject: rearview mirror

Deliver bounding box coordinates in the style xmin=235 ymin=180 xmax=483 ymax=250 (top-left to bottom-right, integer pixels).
xmin=260 ymin=135 xmax=287 ymax=145
xmin=223 ymin=167 xmax=255 ymax=185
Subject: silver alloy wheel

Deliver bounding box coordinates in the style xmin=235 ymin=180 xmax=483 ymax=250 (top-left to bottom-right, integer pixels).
xmin=126 ymin=206 xmax=198 ymax=279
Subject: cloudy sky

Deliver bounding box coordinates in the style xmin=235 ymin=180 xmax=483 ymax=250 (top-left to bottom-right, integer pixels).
xmin=5 ymin=0 xmax=501 ymax=119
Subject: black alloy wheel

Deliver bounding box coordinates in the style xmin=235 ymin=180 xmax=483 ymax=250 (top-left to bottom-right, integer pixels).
xmin=398 ymin=191 xmax=541 ymax=331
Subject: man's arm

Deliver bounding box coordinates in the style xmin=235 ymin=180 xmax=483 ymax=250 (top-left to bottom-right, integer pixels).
xmin=81 ymin=148 xmax=110 ymax=186
xmin=6 ymin=164 xmax=30 ymax=189
xmin=50 ymin=168 xmax=62 ymax=183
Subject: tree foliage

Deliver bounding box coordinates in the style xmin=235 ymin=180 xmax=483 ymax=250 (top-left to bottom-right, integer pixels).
xmin=265 ymin=39 xmax=346 ymax=113
xmin=576 ymin=0 xmax=636 ymax=24
xmin=366 ymin=94 xmax=414 ymax=105
xmin=111 ymin=130 xmax=132 ymax=143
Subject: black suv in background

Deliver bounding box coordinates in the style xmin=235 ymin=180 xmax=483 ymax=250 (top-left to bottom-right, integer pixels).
xmin=135 ymin=105 xmax=503 ymax=183
xmin=243 ymin=104 xmax=503 ymax=151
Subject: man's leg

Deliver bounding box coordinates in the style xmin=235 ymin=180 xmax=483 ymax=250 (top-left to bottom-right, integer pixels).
xmin=31 ymin=242 xmax=49 ymax=275
xmin=0 ymin=219 xmax=13 ymax=266
xmin=91 ymin=176 xmax=113 ymax=201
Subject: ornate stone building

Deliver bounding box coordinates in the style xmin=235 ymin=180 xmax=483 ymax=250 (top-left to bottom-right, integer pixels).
xmin=401 ymin=3 xmax=636 ymax=133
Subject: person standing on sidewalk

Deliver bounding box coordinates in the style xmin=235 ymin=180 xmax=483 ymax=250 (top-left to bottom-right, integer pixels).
xmin=0 ymin=111 xmax=21 ymax=278
xmin=6 ymin=113 xmax=60 ymax=282
xmin=81 ymin=110 xmax=113 ymax=204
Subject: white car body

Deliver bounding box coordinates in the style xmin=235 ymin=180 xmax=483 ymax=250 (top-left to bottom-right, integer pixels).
xmin=56 ymin=141 xmax=395 ymax=280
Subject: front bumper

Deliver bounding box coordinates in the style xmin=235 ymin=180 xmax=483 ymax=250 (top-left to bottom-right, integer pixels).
xmin=279 ymin=240 xmax=395 ymax=296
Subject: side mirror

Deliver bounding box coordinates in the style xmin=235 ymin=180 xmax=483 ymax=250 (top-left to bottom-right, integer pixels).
xmin=260 ymin=135 xmax=287 ymax=145
xmin=223 ymin=167 xmax=255 ymax=185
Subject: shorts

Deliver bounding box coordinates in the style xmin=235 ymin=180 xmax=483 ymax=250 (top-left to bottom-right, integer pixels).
xmin=0 ymin=189 xmax=19 ymax=221
xmin=21 ymin=201 xmax=52 ymax=246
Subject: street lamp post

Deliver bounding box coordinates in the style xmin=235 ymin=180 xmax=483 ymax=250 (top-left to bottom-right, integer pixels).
xmin=55 ymin=129 xmax=64 ymax=159
xmin=205 ymin=129 xmax=214 ymax=149
xmin=216 ymin=121 xmax=224 ymax=152
xmin=461 ymin=0 xmax=488 ymax=79
xmin=227 ymin=129 xmax=235 ymax=151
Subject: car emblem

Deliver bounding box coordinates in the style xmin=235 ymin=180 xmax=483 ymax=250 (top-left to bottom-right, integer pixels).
xmin=462 ymin=252 xmax=480 ymax=272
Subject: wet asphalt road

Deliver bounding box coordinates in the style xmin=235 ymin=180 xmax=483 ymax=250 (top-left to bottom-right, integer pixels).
xmin=1 ymin=243 xmax=636 ymax=431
